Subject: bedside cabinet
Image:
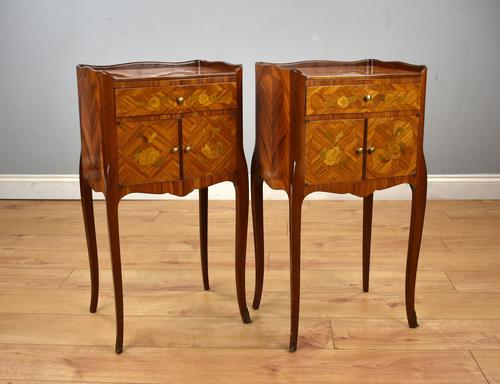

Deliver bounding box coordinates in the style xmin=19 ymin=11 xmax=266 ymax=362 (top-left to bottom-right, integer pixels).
xmin=77 ymin=61 xmax=250 ymax=353
xmin=251 ymin=60 xmax=427 ymax=351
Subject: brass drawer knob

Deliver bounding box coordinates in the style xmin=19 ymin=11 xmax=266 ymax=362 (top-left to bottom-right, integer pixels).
xmin=355 ymin=147 xmax=364 ymax=155
xmin=367 ymin=146 xmax=376 ymax=154
xmin=171 ymin=146 xmax=178 ymax=153
xmin=363 ymin=94 xmax=372 ymax=102
xmin=176 ymin=96 xmax=184 ymax=106
xmin=184 ymin=145 xmax=191 ymax=153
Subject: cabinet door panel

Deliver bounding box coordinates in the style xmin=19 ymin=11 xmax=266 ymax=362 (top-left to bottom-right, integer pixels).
xmin=182 ymin=114 xmax=237 ymax=179
xmin=305 ymin=119 xmax=364 ymax=184
xmin=366 ymin=116 xmax=418 ymax=179
xmin=117 ymin=119 xmax=180 ymax=185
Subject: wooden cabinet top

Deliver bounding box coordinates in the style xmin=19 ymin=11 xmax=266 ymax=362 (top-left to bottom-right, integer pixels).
xmin=77 ymin=60 xmax=241 ymax=82
xmin=256 ymin=59 xmax=426 ymax=80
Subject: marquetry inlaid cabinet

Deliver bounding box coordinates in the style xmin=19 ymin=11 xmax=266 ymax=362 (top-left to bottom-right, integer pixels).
xmin=77 ymin=61 xmax=250 ymax=353
xmin=251 ymin=60 xmax=428 ymax=351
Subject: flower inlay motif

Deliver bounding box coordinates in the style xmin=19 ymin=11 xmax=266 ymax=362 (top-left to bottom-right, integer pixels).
xmin=201 ymin=126 xmax=226 ymax=160
xmin=336 ymin=96 xmax=349 ymax=108
xmin=320 ymin=130 xmax=347 ymax=167
xmin=135 ymin=148 xmax=161 ymax=167
xmin=378 ymin=122 xmax=410 ymax=163
xmin=134 ymin=129 xmax=165 ymax=167
xmin=148 ymin=96 xmax=161 ymax=109
xmin=198 ymin=93 xmax=210 ymax=105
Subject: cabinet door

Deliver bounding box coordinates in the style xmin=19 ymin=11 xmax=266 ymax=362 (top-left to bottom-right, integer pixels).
xmin=305 ymin=119 xmax=364 ymax=184
xmin=182 ymin=114 xmax=237 ymax=179
xmin=117 ymin=119 xmax=180 ymax=185
xmin=366 ymin=116 xmax=418 ymax=179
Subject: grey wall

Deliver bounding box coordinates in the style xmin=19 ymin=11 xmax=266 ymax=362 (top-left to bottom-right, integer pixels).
xmin=1 ymin=0 xmax=499 ymax=174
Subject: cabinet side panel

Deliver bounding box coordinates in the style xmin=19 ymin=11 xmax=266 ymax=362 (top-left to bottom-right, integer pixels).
xmin=77 ymin=68 xmax=105 ymax=192
xmin=255 ymin=64 xmax=290 ymax=190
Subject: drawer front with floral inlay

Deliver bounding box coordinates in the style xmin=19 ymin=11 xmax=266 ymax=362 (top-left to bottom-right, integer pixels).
xmin=115 ymin=82 xmax=237 ymax=118
xmin=182 ymin=114 xmax=237 ymax=179
xmin=305 ymin=119 xmax=364 ymax=184
xmin=117 ymin=119 xmax=180 ymax=185
xmin=306 ymin=83 xmax=421 ymax=115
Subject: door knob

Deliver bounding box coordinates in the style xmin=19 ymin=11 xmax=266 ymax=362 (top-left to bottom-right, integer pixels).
xmin=171 ymin=147 xmax=178 ymax=153
xmin=355 ymin=147 xmax=364 ymax=155
xmin=184 ymin=145 xmax=191 ymax=153
xmin=367 ymin=146 xmax=376 ymax=154
xmin=176 ymin=96 xmax=184 ymax=106
xmin=363 ymin=94 xmax=372 ymax=102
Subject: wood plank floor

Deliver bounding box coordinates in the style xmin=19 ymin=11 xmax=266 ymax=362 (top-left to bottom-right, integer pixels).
xmin=0 ymin=199 xmax=499 ymax=383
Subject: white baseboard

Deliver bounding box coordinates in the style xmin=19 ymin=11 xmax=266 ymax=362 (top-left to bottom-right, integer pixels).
xmin=0 ymin=174 xmax=499 ymax=200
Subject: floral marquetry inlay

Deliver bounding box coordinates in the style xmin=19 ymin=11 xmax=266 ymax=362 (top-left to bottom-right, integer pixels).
xmin=306 ymin=83 xmax=421 ymax=115
xmin=201 ymin=143 xmax=225 ymax=160
xmin=377 ymin=121 xmax=411 ymax=163
xmin=336 ymin=96 xmax=350 ymax=108
xmin=201 ymin=126 xmax=227 ymax=160
xmin=320 ymin=131 xmax=347 ymax=167
xmin=148 ymin=96 xmax=161 ymax=109
xmin=366 ymin=116 xmax=418 ymax=180
xmin=305 ymin=119 xmax=364 ymax=184
xmin=115 ymin=83 xmax=237 ymax=117
xmin=134 ymin=147 xmax=162 ymax=167
xmin=117 ymin=119 xmax=179 ymax=186
xmin=132 ymin=129 xmax=166 ymax=167
xmin=182 ymin=114 xmax=236 ymax=179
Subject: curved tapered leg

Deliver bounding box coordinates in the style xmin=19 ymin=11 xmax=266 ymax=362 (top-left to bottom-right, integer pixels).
xmin=251 ymin=168 xmax=264 ymax=310
xmin=362 ymin=193 xmax=374 ymax=293
xmin=105 ymin=195 xmax=124 ymax=353
xmin=289 ymin=192 xmax=304 ymax=352
xmin=199 ymin=188 xmax=209 ymax=290
xmin=234 ymin=172 xmax=251 ymax=324
xmin=405 ymin=176 xmax=427 ymax=328
xmin=79 ymin=157 xmax=99 ymax=313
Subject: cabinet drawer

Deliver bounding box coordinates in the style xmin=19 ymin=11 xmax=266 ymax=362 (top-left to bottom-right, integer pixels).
xmin=306 ymin=83 xmax=421 ymax=115
xmin=117 ymin=119 xmax=180 ymax=185
xmin=115 ymin=82 xmax=237 ymax=117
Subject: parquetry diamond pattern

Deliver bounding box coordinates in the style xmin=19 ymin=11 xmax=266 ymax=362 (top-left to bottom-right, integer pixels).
xmin=118 ymin=119 xmax=180 ymax=185
xmin=306 ymin=83 xmax=421 ymax=115
xmin=305 ymin=119 xmax=364 ymax=184
xmin=116 ymin=83 xmax=236 ymax=117
xmin=366 ymin=116 xmax=418 ymax=179
xmin=182 ymin=115 xmax=236 ymax=179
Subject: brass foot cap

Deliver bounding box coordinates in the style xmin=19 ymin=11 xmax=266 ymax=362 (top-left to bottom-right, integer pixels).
xmin=242 ymin=308 xmax=252 ymax=324
xmin=115 ymin=344 xmax=123 ymax=354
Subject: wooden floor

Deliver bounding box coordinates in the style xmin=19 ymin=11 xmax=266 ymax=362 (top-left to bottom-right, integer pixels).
xmin=0 ymin=199 xmax=499 ymax=383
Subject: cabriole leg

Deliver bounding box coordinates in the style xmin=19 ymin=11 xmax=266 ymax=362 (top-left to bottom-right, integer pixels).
xmin=251 ymin=166 xmax=264 ymax=310
xmin=405 ymin=178 xmax=427 ymax=328
xmin=234 ymin=172 xmax=251 ymax=324
xmin=105 ymin=194 xmax=124 ymax=353
xmin=79 ymin=156 xmax=99 ymax=313
xmin=199 ymin=187 xmax=209 ymax=290
xmin=289 ymin=191 xmax=303 ymax=352
xmin=362 ymin=193 xmax=374 ymax=292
